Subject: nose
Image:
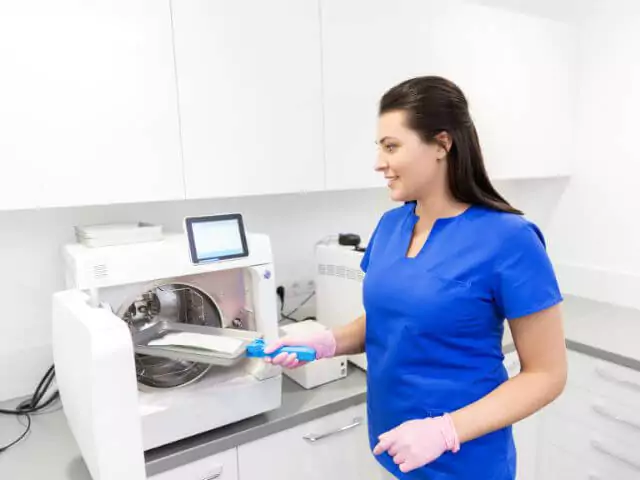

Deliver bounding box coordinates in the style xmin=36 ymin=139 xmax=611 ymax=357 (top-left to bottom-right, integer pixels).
xmin=375 ymin=151 xmax=387 ymax=172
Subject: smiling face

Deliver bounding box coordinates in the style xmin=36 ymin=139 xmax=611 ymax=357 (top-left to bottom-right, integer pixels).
xmin=375 ymin=110 xmax=449 ymax=203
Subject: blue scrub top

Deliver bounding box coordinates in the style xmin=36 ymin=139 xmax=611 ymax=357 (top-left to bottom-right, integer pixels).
xmin=361 ymin=202 xmax=562 ymax=480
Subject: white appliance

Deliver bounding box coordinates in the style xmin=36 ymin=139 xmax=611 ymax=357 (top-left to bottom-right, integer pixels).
xmin=52 ymin=214 xmax=282 ymax=480
xmin=278 ymin=320 xmax=347 ymax=389
xmin=315 ymin=243 xmax=367 ymax=370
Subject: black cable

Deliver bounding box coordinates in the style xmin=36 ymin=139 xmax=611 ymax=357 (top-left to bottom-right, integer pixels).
xmin=0 ymin=414 xmax=31 ymax=454
xmin=280 ymin=290 xmax=316 ymax=322
xmin=0 ymin=365 xmax=59 ymax=454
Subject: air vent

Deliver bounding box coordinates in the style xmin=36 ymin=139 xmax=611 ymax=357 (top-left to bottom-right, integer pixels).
xmin=92 ymin=264 xmax=109 ymax=280
xmin=318 ymin=264 xmax=364 ymax=283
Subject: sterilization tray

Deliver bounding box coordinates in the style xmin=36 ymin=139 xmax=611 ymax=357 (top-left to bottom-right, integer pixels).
xmin=133 ymin=321 xmax=260 ymax=367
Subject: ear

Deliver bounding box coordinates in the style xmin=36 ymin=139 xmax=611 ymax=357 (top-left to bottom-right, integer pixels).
xmin=434 ymin=131 xmax=453 ymax=157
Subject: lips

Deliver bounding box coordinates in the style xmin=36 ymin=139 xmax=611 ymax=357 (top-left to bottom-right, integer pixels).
xmin=386 ymin=177 xmax=398 ymax=187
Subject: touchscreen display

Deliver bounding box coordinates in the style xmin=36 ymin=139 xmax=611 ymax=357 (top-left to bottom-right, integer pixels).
xmin=186 ymin=214 xmax=248 ymax=263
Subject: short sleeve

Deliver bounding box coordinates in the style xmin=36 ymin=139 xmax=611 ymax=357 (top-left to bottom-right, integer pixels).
xmin=360 ymin=216 xmax=383 ymax=273
xmin=493 ymin=220 xmax=563 ymax=320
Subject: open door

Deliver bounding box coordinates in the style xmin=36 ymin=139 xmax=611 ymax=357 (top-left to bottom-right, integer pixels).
xmin=52 ymin=289 xmax=146 ymax=480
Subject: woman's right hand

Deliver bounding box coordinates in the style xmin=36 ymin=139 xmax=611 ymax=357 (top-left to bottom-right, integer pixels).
xmin=263 ymin=330 xmax=337 ymax=369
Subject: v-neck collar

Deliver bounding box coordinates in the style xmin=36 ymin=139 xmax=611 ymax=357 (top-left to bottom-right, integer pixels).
xmin=402 ymin=202 xmax=476 ymax=259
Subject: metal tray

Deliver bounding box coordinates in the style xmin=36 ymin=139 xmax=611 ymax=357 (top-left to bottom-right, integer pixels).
xmin=133 ymin=321 xmax=260 ymax=367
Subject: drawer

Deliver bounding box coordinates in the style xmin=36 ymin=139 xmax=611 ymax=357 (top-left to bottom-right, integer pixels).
xmin=566 ymin=351 xmax=640 ymax=407
xmin=538 ymin=444 xmax=595 ymax=480
xmin=149 ymin=448 xmax=238 ymax=480
xmin=238 ymin=403 xmax=380 ymax=480
xmin=540 ymin=413 xmax=640 ymax=479
xmin=545 ymin=384 xmax=640 ymax=443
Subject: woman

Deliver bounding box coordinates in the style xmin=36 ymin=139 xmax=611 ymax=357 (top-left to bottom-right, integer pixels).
xmin=265 ymin=76 xmax=567 ymax=479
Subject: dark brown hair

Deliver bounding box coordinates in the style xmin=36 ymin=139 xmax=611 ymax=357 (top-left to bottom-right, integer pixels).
xmin=379 ymin=76 xmax=522 ymax=215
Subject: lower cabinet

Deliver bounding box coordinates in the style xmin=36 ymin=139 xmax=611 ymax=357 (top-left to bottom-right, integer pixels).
xmin=148 ymin=403 xmax=378 ymax=480
xmin=504 ymin=351 xmax=542 ymax=480
xmin=512 ymin=413 xmax=541 ymax=480
xmin=535 ymin=350 xmax=640 ymax=480
xmin=149 ymin=447 xmax=238 ymax=480
xmin=506 ymin=349 xmax=640 ymax=480
xmin=238 ymin=403 xmax=380 ymax=480
xmin=149 ymin=350 xmax=640 ymax=480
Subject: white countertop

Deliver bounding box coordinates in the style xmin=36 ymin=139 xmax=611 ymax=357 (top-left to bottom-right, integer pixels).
xmin=561 ymin=294 xmax=640 ymax=363
xmin=500 ymin=294 xmax=640 ymax=364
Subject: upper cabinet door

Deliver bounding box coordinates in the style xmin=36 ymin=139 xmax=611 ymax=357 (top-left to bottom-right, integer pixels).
xmin=171 ymin=0 xmax=325 ymax=199
xmin=321 ymin=0 xmax=426 ymax=191
xmin=321 ymin=0 xmax=574 ymax=190
xmin=0 ymin=1 xmax=184 ymax=209
xmin=426 ymin=3 xmax=575 ymax=180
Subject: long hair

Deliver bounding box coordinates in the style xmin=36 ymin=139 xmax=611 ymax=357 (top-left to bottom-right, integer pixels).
xmin=379 ymin=76 xmax=522 ymax=215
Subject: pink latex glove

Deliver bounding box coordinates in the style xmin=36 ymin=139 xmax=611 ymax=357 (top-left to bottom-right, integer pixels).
xmin=373 ymin=414 xmax=460 ymax=473
xmin=263 ymin=330 xmax=337 ymax=368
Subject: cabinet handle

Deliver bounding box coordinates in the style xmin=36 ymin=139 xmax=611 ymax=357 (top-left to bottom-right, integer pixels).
xmin=595 ymin=366 xmax=640 ymax=392
xmin=592 ymin=403 xmax=640 ymax=431
xmin=200 ymin=467 xmax=222 ymax=480
xmin=202 ymin=475 xmax=221 ymax=480
xmin=201 ymin=473 xmax=221 ymax=480
xmin=303 ymin=416 xmax=363 ymax=443
xmin=591 ymin=439 xmax=640 ymax=471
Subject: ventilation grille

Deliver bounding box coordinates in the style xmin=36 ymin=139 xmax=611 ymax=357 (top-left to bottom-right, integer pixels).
xmin=318 ymin=263 xmax=364 ymax=283
xmin=92 ymin=264 xmax=109 ymax=280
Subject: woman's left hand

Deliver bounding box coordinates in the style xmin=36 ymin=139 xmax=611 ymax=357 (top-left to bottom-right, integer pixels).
xmin=373 ymin=414 xmax=460 ymax=473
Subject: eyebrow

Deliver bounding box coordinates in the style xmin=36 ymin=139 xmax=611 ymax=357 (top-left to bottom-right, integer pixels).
xmin=377 ymin=136 xmax=398 ymax=144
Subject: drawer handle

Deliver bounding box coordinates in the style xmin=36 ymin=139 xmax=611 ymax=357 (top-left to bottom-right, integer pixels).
xmin=595 ymin=366 xmax=640 ymax=392
xmin=303 ymin=416 xmax=363 ymax=443
xmin=592 ymin=403 xmax=640 ymax=431
xmin=202 ymin=473 xmax=221 ymax=480
xmin=591 ymin=439 xmax=640 ymax=471
xmin=201 ymin=467 xmax=223 ymax=480
xmin=202 ymin=474 xmax=221 ymax=480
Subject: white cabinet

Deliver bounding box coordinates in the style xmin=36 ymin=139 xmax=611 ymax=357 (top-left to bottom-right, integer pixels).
xmin=537 ymin=351 xmax=640 ymax=480
xmin=503 ymin=350 xmax=640 ymax=479
xmin=321 ymin=0 xmax=575 ymax=190
xmin=238 ymin=403 xmax=380 ymax=480
xmin=0 ymin=0 xmax=576 ymax=211
xmin=0 ymin=0 xmax=184 ymax=209
xmin=504 ymin=351 xmax=541 ymax=480
xmin=320 ymin=0 xmax=420 ymax=191
xmin=171 ymin=0 xmax=325 ymax=200
xmin=425 ymin=3 xmax=575 ymax=181
xmin=150 ymin=448 xmax=238 ymax=480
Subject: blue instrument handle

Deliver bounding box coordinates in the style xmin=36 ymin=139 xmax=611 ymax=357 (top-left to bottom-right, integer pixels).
xmin=246 ymin=339 xmax=317 ymax=362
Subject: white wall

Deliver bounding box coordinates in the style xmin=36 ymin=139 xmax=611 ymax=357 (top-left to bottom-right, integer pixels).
xmin=464 ymin=0 xmax=592 ymax=22
xmin=0 ymin=189 xmax=395 ymax=401
xmin=0 ymin=180 xmax=562 ymax=401
xmin=547 ymin=0 xmax=640 ymax=309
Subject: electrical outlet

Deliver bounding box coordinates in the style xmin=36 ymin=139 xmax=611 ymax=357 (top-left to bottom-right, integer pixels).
xmin=283 ymin=278 xmax=316 ymax=319
xmin=290 ymin=281 xmax=302 ymax=297
xmin=306 ymin=279 xmax=315 ymax=292
xmin=286 ymin=278 xmax=314 ymax=299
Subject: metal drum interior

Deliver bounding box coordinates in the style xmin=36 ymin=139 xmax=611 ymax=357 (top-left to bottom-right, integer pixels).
xmin=118 ymin=282 xmax=223 ymax=389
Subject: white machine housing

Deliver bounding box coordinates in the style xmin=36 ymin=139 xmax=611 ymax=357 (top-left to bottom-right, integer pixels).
xmin=52 ymin=233 xmax=282 ymax=480
xmin=315 ymin=243 xmax=367 ymax=370
xmin=278 ymin=320 xmax=347 ymax=389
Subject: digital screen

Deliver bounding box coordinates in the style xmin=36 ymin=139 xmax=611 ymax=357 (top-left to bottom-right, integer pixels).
xmin=185 ymin=214 xmax=249 ymax=264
